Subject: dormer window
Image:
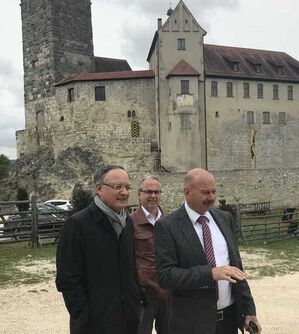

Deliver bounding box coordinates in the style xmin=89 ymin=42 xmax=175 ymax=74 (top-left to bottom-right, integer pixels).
xmin=277 ymin=66 xmax=284 ymax=75
xmin=255 ymin=64 xmax=262 ymax=73
xmin=233 ymin=62 xmax=240 ymax=72
xmin=268 ymin=59 xmax=285 ymax=75
xmin=223 ymin=55 xmax=241 ymax=72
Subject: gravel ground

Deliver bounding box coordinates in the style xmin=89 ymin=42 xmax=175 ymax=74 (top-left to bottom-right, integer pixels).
xmin=0 ymin=257 xmax=299 ymax=333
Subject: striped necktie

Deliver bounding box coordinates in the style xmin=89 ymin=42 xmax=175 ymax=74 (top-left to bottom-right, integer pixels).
xmin=197 ymin=216 xmax=219 ymax=300
xmin=197 ymin=216 xmax=216 ymax=268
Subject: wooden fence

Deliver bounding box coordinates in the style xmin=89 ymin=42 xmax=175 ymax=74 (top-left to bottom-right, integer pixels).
xmin=1 ymin=198 xmax=297 ymax=246
xmin=0 ymin=197 xmax=69 ymax=247
xmin=238 ymin=210 xmax=299 ymax=243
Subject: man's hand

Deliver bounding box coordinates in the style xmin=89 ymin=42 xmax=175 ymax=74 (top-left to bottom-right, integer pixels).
xmin=244 ymin=315 xmax=262 ymax=334
xmin=212 ymin=265 xmax=246 ymax=283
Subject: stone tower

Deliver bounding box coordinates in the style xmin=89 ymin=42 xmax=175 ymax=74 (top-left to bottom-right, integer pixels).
xmin=147 ymin=1 xmax=207 ymax=172
xmin=20 ymin=0 xmax=95 ymax=133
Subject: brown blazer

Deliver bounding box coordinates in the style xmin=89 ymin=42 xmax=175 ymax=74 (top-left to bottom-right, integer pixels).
xmin=131 ymin=205 xmax=168 ymax=299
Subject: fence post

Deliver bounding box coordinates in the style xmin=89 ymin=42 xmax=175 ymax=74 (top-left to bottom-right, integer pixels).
xmin=30 ymin=193 xmax=39 ymax=248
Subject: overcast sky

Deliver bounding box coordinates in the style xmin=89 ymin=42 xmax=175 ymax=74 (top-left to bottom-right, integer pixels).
xmin=1 ymin=0 xmax=298 ymax=159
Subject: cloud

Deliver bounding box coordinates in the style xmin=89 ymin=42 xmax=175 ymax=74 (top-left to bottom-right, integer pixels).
xmin=0 ymin=56 xmax=24 ymax=159
xmin=93 ymin=0 xmax=241 ymax=69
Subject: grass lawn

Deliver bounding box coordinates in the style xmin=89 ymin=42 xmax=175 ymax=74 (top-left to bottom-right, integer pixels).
xmin=0 ymin=242 xmax=56 ymax=286
xmin=0 ymin=239 xmax=298 ymax=286
xmin=240 ymin=238 xmax=299 ymax=278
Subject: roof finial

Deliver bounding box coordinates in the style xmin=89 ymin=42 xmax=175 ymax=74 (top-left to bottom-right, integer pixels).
xmin=167 ymin=3 xmax=174 ymax=16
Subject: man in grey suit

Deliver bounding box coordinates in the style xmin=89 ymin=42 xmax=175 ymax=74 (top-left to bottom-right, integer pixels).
xmin=155 ymin=168 xmax=261 ymax=334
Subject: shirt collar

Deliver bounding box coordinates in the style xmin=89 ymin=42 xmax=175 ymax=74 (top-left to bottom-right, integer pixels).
xmin=141 ymin=205 xmax=162 ymax=222
xmin=184 ymin=202 xmax=211 ymax=225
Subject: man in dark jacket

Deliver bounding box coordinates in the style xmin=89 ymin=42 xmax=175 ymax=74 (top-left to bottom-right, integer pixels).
xmin=155 ymin=168 xmax=261 ymax=334
xmin=56 ymin=165 xmax=144 ymax=334
xmin=131 ymin=176 xmax=169 ymax=334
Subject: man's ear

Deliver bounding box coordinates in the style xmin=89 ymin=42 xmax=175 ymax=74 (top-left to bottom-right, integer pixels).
xmin=95 ymin=183 xmax=102 ymax=194
xmin=183 ymin=186 xmax=190 ymax=199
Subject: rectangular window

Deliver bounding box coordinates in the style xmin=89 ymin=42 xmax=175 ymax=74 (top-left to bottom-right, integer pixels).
xmin=247 ymin=111 xmax=254 ymax=125
xmin=257 ymin=83 xmax=263 ymax=99
xmin=287 ymin=86 xmax=293 ymax=100
xmin=95 ymin=86 xmax=106 ymax=101
xmin=181 ymin=80 xmax=189 ymax=94
xmin=211 ymin=81 xmax=218 ymax=97
xmin=177 ymin=38 xmax=186 ymax=50
xmin=273 ymin=85 xmax=279 ymax=100
xmin=243 ymin=83 xmax=250 ymax=98
xmin=226 ymin=82 xmax=233 ymax=97
xmin=262 ymin=111 xmax=270 ymax=124
xmin=279 ymin=112 xmax=286 ymax=125
xmin=67 ymin=88 xmax=74 ymax=102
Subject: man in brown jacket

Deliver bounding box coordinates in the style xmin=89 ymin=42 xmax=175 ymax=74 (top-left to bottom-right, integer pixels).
xmin=131 ymin=176 xmax=169 ymax=334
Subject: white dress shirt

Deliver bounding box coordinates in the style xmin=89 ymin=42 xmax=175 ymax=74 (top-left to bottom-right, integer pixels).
xmin=184 ymin=202 xmax=234 ymax=310
xmin=141 ymin=206 xmax=162 ymax=225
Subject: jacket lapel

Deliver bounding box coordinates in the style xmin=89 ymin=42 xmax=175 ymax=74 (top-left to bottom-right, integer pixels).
xmin=176 ymin=206 xmax=207 ymax=263
xmin=209 ymin=208 xmax=237 ymax=263
xmin=209 ymin=209 xmax=233 ymax=247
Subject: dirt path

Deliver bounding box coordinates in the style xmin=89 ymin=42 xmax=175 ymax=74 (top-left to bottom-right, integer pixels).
xmin=0 ymin=264 xmax=299 ymax=333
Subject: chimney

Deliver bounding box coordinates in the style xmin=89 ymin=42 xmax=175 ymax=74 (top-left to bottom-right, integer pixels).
xmin=158 ymin=18 xmax=162 ymax=29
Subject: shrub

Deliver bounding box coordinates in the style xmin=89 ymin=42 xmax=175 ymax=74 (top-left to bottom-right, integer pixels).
xmin=0 ymin=154 xmax=10 ymax=180
xmin=70 ymin=182 xmax=93 ymax=213
xmin=16 ymin=187 xmax=30 ymax=212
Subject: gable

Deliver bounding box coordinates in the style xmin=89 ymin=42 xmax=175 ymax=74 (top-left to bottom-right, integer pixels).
xmin=162 ymin=0 xmax=205 ymax=33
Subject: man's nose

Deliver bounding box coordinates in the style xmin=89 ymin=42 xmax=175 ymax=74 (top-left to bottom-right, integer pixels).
xmin=208 ymin=193 xmax=215 ymax=200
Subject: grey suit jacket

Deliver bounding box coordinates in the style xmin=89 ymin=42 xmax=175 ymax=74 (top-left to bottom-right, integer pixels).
xmin=155 ymin=205 xmax=256 ymax=334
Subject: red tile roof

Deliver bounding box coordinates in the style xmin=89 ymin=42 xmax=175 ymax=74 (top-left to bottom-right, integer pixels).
xmin=167 ymin=59 xmax=200 ymax=77
xmin=204 ymin=44 xmax=299 ymax=82
xmin=56 ymin=70 xmax=155 ymax=86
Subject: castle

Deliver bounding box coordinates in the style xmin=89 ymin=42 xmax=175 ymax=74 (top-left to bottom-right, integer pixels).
xmin=16 ymin=0 xmax=299 ymax=207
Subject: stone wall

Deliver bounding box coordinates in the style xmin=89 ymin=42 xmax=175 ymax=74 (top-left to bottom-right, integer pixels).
xmin=127 ymin=168 xmax=299 ymax=211
xmin=206 ymin=78 xmax=299 ymax=171
xmin=21 ymin=0 xmax=94 ymax=127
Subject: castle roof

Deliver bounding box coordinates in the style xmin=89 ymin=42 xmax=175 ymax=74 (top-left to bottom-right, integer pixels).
xmin=167 ymin=59 xmax=200 ymax=77
xmin=94 ymin=57 xmax=131 ymax=72
xmin=204 ymin=44 xmax=299 ymax=83
xmin=56 ymin=70 xmax=155 ymax=86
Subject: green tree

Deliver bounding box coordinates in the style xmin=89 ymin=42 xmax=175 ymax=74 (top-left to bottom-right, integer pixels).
xmin=70 ymin=182 xmax=93 ymax=213
xmin=0 ymin=154 xmax=10 ymax=180
xmin=16 ymin=187 xmax=30 ymax=212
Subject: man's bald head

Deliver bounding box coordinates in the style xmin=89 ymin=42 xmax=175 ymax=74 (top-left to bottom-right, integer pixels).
xmin=184 ymin=168 xmax=216 ymax=188
xmin=184 ymin=168 xmax=217 ymax=214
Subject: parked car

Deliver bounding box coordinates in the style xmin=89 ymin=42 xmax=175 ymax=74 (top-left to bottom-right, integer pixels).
xmin=44 ymin=199 xmax=72 ymax=211
xmin=3 ymin=203 xmax=67 ymax=239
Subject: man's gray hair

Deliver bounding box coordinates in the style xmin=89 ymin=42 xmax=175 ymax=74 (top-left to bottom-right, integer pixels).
xmin=94 ymin=165 xmax=126 ymax=185
xmin=138 ymin=175 xmax=160 ymax=190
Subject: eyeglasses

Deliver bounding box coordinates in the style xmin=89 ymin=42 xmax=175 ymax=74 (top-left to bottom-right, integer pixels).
xmin=103 ymin=183 xmax=132 ymax=191
xmin=139 ymin=190 xmax=162 ymax=195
